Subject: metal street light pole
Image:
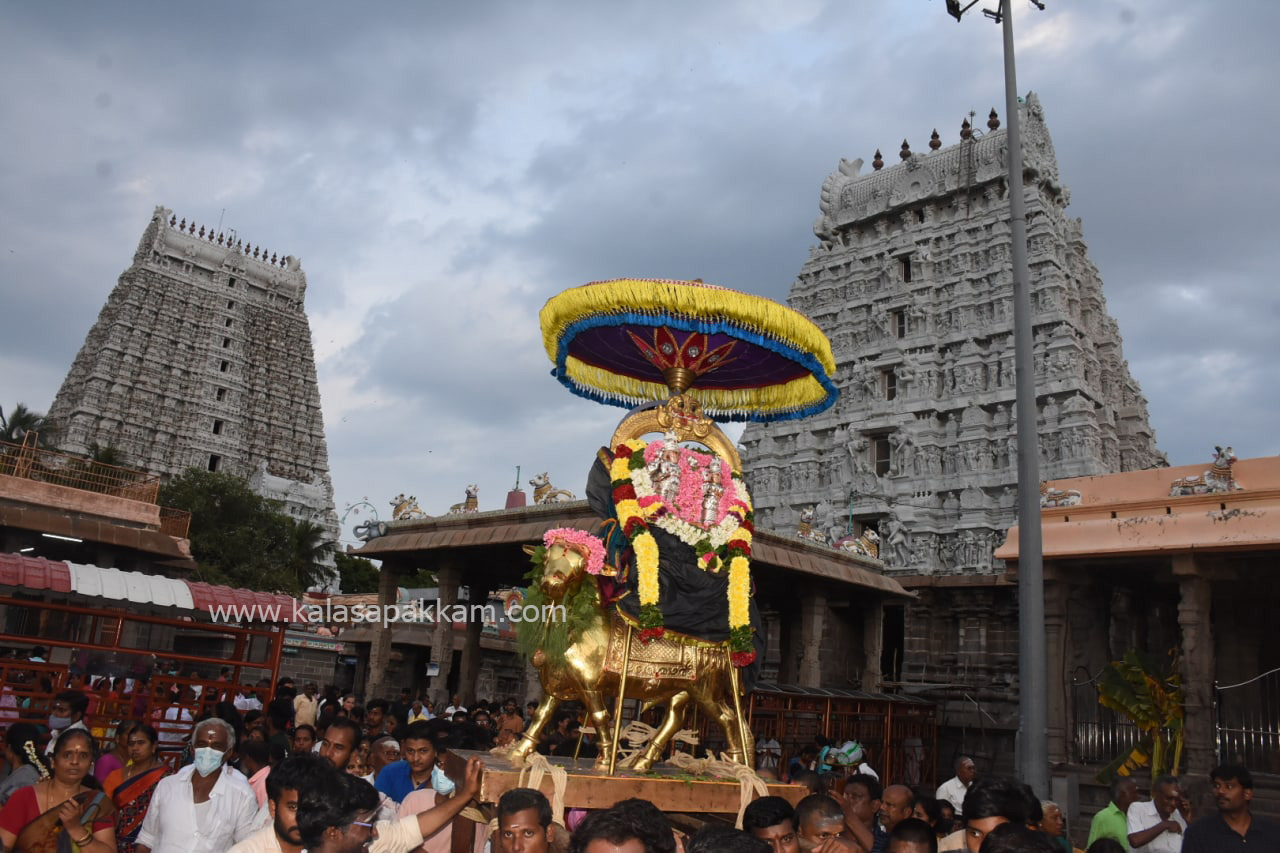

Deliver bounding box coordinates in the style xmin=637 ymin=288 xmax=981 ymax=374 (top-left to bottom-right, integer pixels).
xmin=947 ymin=0 xmax=1048 ymax=795
xmin=1000 ymin=0 xmax=1048 ymax=798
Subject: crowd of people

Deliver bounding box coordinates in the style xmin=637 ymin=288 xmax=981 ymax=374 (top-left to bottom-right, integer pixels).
xmin=0 ymin=674 xmax=1274 ymax=853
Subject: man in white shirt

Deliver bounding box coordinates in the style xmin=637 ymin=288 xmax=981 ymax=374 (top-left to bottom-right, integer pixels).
xmin=230 ymin=753 xmax=332 ymax=853
xmin=236 ymin=689 xmax=265 ymax=712
xmin=443 ymin=694 xmax=466 ymax=717
xmin=44 ymin=691 xmax=91 ymax=756
xmin=936 ymin=755 xmax=976 ymax=817
xmin=297 ymin=758 xmax=483 ymax=853
xmin=154 ymin=689 xmax=195 ymax=753
xmin=135 ymin=717 xmax=260 ymax=853
xmin=1127 ymin=775 xmax=1189 ymax=853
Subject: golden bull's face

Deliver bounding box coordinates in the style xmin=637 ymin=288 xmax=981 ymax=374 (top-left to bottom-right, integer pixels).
xmin=540 ymin=541 xmax=586 ymax=599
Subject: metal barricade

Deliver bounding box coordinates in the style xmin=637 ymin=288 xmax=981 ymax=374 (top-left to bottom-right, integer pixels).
xmin=1216 ymin=667 xmax=1280 ymax=774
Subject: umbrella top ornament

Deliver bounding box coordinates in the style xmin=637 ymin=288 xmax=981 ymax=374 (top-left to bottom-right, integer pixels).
xmin=540 ymin=278 xmax=838 ymax=423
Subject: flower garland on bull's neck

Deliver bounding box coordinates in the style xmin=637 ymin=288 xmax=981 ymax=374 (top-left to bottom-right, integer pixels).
xmin=609 ymin=438 xmax=756 ymax=664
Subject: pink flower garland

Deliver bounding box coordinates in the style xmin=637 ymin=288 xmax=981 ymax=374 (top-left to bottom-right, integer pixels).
xmin=543 ymin=527 xmax=606 ymax=576
xmin=642 ymin=440 xmax=738 ymax=528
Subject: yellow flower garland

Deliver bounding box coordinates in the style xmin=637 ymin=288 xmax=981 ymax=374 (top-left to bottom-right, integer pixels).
xmin=728 ymin=555 xmax=751 ymax=633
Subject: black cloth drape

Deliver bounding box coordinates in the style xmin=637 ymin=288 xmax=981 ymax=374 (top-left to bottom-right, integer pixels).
xmin=585 ymin=451 xmax=764 ymax=692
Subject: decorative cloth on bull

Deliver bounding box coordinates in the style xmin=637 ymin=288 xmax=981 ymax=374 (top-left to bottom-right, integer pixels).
xmin=539 ymin=278 xmax=839 ymax=422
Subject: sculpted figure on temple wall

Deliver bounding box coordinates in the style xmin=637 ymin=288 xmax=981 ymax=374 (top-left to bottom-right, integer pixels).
xmin=896 ymin=359 xmax=917 ymax=398
xmin=938 ymin=534 xmax=957 ymax=570
xmin=859 ymin=361 xmax=880 ymax=400
xmin=882 ymin=513 xmax=910 ymax=566
xmin=847 ymin=434 xmax=870 ymax=474
xmin=889 ymin=429 xmax=914 ymax=477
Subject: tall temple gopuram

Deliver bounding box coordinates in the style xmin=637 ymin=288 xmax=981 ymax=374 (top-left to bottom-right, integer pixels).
xmin=739 ymin=94 xmax=1165 ymax=764
xmin=47 ymin=207 xmax=340 ymax=553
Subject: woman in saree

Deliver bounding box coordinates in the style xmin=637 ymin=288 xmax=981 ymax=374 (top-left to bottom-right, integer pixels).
xmin=0 ymin=728 xmax=115 ymax=853
xmin=99 ymin=724 xmax=166 ymax=853
xmin=92 ymin=723 xmax=134 ymax=787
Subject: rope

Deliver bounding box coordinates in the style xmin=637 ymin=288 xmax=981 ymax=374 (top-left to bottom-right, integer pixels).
xmin=666 ymin=751 xmax=768 ymax=830
xmin=516 ymin=753 xmax=569 ymax=829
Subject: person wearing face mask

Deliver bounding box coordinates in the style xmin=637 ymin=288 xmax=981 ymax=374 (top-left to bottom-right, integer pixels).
xmin=134 ymin=717 xmax=259 ymax=853
xmin=299 ymin=761 xmax=482 ymax=853
xmin=43 ymin=690 xmax=91 ymax=757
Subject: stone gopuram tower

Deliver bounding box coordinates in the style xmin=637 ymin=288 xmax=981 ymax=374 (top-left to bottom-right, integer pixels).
xmin=739 ymin=94 xmax=1164 ymax=763
xmin=48 ymin=206 xmax=340 ymax=551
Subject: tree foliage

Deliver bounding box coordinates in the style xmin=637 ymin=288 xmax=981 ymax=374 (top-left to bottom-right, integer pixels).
xmin=334 ymin=552 xmax=381 ymax=594
xmin=0 ymin=403 xmax=55 ymax=447
xmin=1095 ymin=647 xmax=1184 ymax=784
xmin=158 ymin=468 xmax=333 ymax=594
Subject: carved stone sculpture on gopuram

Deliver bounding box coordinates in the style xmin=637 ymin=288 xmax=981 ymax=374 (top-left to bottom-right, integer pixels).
xmin=739 ymin=93 xmax=1166 ymax=577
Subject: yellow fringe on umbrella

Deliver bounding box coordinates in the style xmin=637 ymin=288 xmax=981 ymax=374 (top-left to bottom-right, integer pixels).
xmin=540 ymin=278 xmax=837 ymax=377
xmin=563 ymin=355 xmax=831 ymax=416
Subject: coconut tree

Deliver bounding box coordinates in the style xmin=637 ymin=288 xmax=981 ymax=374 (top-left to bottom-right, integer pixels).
xmin=287 ymin=518 xmax=336 ymax=591
xmin=0 ymin=403 xmax=54 ymax=446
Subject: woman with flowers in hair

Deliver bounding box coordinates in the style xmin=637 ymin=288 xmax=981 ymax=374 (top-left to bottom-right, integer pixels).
xmin=0 ymin=724 xmax=47 ymax=807
xmin=0 ymin=727 xmax=116 ymax=853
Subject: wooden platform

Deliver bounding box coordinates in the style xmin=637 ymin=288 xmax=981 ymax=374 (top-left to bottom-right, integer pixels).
xmin=443 ymin=750 xmax=806 ymax=814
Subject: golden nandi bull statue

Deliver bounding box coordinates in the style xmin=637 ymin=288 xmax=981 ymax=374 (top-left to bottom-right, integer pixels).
xmin=507 ymin=394 xmax=762 ymax=772
xmin=507 ymin=532 xmax=753 ymax=770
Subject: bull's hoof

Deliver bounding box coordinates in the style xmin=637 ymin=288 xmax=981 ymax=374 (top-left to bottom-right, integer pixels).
xmin=498 ymin=744 xmax=533 ymax=767
xmin=630 ymin=754 xmax=655 ymax=771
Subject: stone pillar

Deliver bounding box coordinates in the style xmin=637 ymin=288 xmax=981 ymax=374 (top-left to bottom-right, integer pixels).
xmin=1174 ymin=556 xmax=1215 ymax=776
xmin=430 ymin=563 xmax=462 ymax=706
xmin=521 ymin=660 xmax=543 ymax=706
xmin=457 ymin=586 xmax=486 ymax=706
xmin=1043 ymin=565 xmax=1070 ymax=764
xmin=861 ymin=601 xmax=885 ymax=692
xmin=798 ymin=588 xmax=826 ymax=688
xmin=364 ymin=559 xmax=401 ymax=701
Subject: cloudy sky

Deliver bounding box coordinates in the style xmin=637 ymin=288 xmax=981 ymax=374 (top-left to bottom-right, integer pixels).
xmin=3 ymin=1 xmax=1277 ymax=551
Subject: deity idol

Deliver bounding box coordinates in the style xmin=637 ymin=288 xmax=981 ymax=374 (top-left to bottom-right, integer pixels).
xmin=649 ymin=432 xmax=683 ymax=507
xmin=701 ymin=457 xmax=724 ymax=527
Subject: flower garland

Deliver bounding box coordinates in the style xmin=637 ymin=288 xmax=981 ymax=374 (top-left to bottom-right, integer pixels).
xmin=543 ymin=527 xmax=605 ymax=576
xmin=609 ymin=438 xmax=755 ymax=664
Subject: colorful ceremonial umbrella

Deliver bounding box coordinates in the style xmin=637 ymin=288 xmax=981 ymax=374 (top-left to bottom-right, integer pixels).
xmin=539 ymin=278 xmax=838 ymax=422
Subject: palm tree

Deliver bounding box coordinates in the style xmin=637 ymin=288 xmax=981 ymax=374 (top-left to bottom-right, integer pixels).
xmin=0 ymin=403 xmax=54 ymax=446
xmin=287 ymin=518 xmax=336 ymax=591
